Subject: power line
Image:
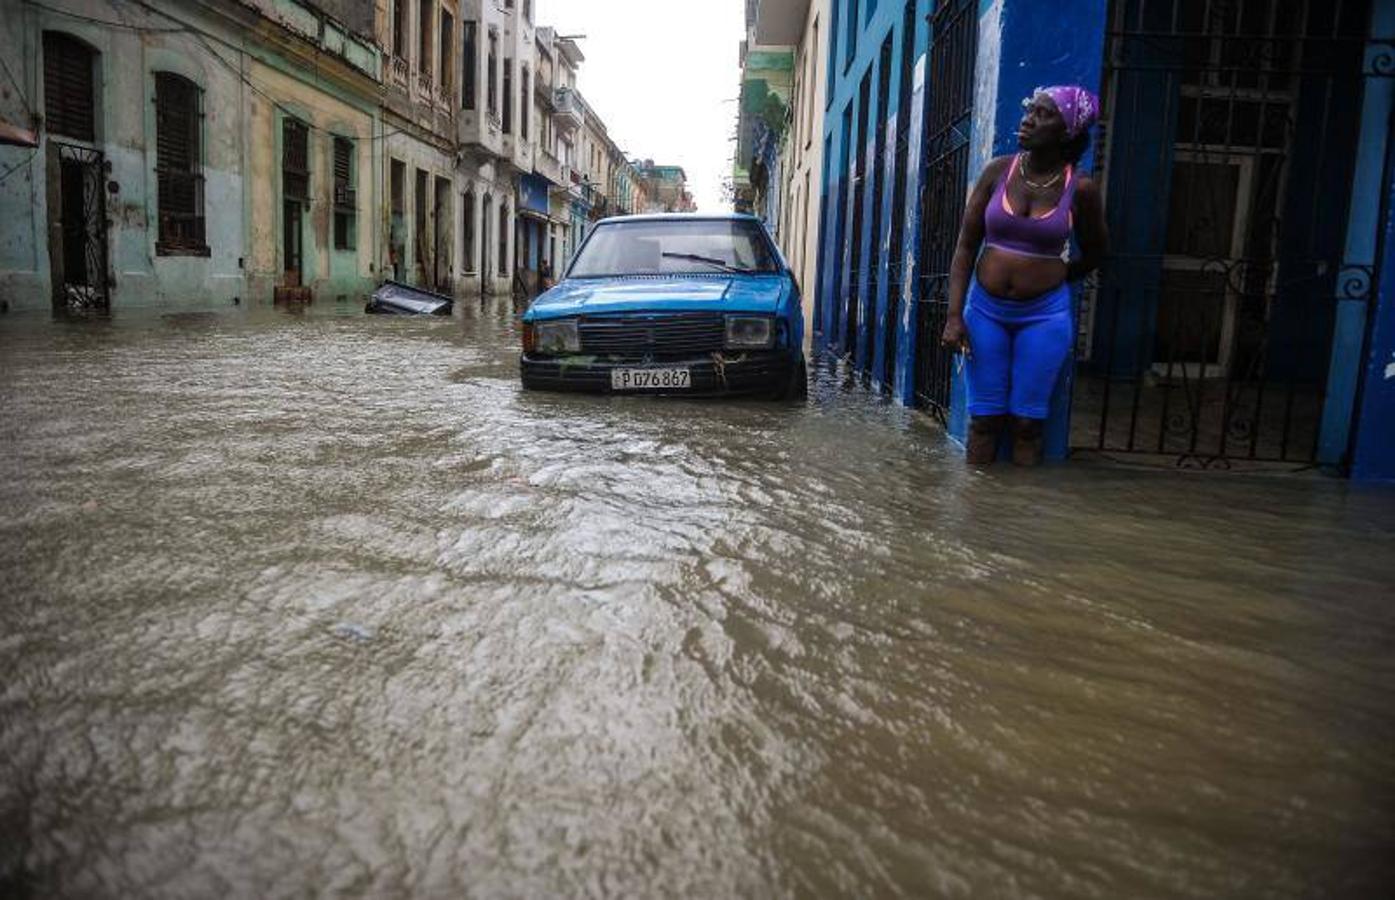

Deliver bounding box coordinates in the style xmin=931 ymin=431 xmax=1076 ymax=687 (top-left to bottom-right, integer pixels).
xmin=22 ymin=1 xmax=187 ymax=33
xmin=22 ymin=0 xmax=423 ymax=145
xmin=0 ymin=51 xmax=33 ymax=115
xmin=0 ymin=151 xmax=37 ymax=186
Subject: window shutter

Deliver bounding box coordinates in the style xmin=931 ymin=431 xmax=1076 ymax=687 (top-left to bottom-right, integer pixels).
xmin=154 ymin=72 xmax=205 ymax=252
xmin=156 ymin=74 xmax=196 ymax=174
xmin=334 ymin=138 xmax=351 ymax=188
xmin=43 ymin=32 xmax=95 ymax=142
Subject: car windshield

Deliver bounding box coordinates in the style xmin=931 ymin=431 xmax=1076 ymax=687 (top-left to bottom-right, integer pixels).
xmin=567 ymin=219 xmax=781 ymax=278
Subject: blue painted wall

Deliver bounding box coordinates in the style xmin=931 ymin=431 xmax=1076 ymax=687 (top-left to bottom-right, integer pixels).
xmin=1351 ymin=148 xmax=1395 ymax=481
xmin=816 ymin=0 xmax=933 ymax=380
xmin=1326 ymin=0 xmax=1395 ymax=472
xmin=1350 ymin=1 xmax=1395 ymax=482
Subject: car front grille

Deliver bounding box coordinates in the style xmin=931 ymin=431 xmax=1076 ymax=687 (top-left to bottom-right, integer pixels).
xmin=578 ymin=313 xmax=725 ymax=357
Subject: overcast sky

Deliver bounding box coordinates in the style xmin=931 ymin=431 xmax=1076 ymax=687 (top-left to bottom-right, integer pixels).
xmin=534 ymin=0 xmax=745 ymax=212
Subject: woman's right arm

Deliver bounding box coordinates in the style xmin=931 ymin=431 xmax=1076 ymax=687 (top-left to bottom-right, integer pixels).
xmin=941 ymin=158 xmax=1007 ymax=351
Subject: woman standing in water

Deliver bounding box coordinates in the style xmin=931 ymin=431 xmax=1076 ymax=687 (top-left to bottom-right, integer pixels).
xmin=941 ymin=86 xmax=1108 ymax=465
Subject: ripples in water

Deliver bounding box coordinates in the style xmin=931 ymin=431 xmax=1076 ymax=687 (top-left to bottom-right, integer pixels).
xmin=1 ymin=303 xmax=1393 ymax=897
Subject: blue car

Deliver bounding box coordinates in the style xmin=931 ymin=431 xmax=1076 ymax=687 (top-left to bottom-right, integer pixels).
xmin=520 ymin=214 xmax=807 ymax=398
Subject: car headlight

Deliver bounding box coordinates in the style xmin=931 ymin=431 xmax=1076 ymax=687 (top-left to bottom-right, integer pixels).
xmin=725 ymin=316 xmax=774 ymax=349
xmin=533 ymin=319 xmax=580 ymax=353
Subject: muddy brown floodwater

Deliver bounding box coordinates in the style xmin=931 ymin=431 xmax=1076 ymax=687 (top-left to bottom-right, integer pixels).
xmin=1 ymin=301 xmax=1393 ymax=898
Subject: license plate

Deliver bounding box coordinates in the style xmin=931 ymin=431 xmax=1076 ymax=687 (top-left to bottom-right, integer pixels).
xmin=611 ymin=367 xmax=691 ymax=390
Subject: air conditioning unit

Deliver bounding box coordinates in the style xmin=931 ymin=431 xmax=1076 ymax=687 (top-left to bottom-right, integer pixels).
xmin=334 ymin=185 xmax=357 ymax=207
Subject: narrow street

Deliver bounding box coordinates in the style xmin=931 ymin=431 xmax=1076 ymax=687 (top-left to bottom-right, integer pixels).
xmin=3 ymin=304 xmax=1393 ymax=897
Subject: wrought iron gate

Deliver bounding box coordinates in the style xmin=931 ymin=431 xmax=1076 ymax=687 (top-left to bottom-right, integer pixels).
xmin=52 ymin=141 xmax=109 ymax=310
xmin=913 ymin=0 xmax=977 ymax=421
xmin=1073 ymin=0 xmax=1391 ymax=467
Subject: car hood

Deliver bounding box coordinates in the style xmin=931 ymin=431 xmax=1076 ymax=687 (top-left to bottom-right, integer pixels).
xmin=525 ymin=275 xmax=788 ymax=320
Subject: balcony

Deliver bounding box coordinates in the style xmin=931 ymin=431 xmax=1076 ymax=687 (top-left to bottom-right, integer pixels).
xmin=751 ymin=0 xmax=811 ymax=44
xmin=553 ymin=87 xmax=584 ymax=133
xmin=535 ymin=147 xmax=564 ymax=186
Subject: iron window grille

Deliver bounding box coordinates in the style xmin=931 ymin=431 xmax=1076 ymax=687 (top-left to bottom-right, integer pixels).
xmin=1070 ymin=0 xmax=1392 ymax=468
xmin=913 ymin=0 xmax=978 ymax=422
xmin=282 ymin=117 xmax=309 ymax=201
xmin=154 ymin=72 xmax=208 ymax=255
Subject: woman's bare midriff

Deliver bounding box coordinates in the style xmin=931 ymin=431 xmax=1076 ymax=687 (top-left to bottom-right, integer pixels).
xmin=975 ymin=246 xmax=1067 ymax=300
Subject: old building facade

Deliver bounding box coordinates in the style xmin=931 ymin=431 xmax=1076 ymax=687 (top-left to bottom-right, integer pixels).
xmin=737 ymin=0 xmax=829 ymax=330
xmin=0 ymin=0 xmax=662 ymax=310
xmin=0 ymin=0 xmax=383 ymax=310
xmin=636 ymin=161 xmax=695 ymax=214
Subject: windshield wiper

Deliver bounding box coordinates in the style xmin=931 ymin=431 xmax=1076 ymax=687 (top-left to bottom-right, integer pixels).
xmin=660 ymin=252 xmax=756 ymax=274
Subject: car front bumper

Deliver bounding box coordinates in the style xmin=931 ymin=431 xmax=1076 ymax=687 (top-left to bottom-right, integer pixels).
xmin=520 ymin=349 xmax=800 ymax=396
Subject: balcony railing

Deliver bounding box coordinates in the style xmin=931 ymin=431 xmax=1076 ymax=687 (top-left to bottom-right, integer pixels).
xmin=553 ymin=87 xmax=584 ymax=131
xmin=386 ymin=57 xmax=458 ymax=113
xmin=415 ymin=71 xmax=435 ymax=103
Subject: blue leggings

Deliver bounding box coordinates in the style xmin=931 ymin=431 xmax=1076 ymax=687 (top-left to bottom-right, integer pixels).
xmin=964 ymin=277 xmax=1073 ymax=419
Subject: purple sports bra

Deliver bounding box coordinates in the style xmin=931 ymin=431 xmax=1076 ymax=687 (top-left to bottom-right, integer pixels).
xmin=983 ymin=154 xmax=1076 ymax=260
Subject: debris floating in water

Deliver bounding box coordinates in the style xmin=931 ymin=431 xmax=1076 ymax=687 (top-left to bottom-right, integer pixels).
xmin=331 ymin=622 xmax=375 ymax=642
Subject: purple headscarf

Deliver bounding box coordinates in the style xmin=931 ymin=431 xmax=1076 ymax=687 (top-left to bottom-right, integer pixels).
xmin=1033 ymin=85 xmax=1100 ymax=138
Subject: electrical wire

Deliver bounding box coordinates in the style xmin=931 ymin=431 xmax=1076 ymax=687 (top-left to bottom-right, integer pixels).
xmin=0 ymin=52 xmax=33 ymax=115
xmin=21 ymin=0 xmax=434 ymax=146
xmin=114 ymin=0 xmax=446 ymax=148
xmin=0 ymin=151 xmax=38 ymax=186
xmin=21 ymin=1 xmax=188 ymax=33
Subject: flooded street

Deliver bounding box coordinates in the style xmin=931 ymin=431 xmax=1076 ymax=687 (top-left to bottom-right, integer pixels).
xmin=2 ymin=301 xmax=1393 ymax=898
